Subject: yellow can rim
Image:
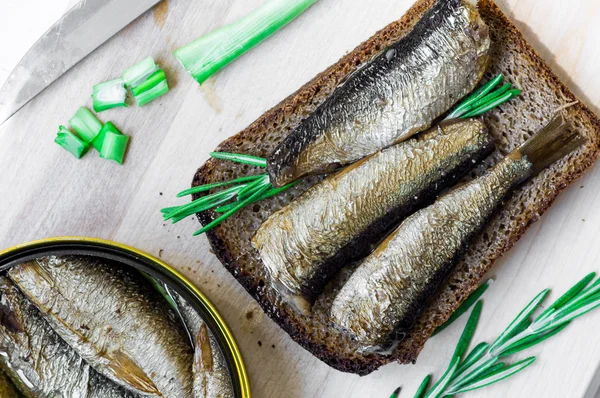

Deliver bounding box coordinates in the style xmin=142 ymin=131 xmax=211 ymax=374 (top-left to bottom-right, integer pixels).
xmin=0 ymin=236 xmax=251 ymax=398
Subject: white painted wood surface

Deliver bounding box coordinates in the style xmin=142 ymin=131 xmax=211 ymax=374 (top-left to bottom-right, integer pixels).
xmin=1 ymin=0 xmax=600 ymax=397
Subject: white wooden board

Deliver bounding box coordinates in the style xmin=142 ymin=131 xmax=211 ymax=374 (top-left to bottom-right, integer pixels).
xmin=1 ymin=0 xmax=600 ymax=397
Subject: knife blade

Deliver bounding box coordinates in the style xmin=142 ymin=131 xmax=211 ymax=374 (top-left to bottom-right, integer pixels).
xmin=0 ymin=0 xmax=162 ymax=125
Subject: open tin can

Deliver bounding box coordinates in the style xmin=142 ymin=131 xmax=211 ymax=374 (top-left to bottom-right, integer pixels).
xmin=0 ymin=236 xmax=251 ymax=398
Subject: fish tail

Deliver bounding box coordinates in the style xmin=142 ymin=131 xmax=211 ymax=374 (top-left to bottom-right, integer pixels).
xmin=517 ymin=115 xmax=586 ymax=174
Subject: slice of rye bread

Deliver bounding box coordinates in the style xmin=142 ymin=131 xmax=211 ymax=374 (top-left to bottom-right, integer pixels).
xmin=192 ymin=0 xmax=600 ymax=375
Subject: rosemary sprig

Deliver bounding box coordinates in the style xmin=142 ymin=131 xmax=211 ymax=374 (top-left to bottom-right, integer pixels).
xmin=164 ymin=75 xmax=520 ymax=235
xmin=411 ymin=272 xmax=600 ymax=398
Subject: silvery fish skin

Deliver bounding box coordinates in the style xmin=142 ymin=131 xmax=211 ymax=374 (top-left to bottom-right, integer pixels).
xmin=0 ymin=277 xmax=135 ymax=398
xmin=267 ymin=0 xmax=491 ymax=187
xmin=331 ymin=153 xmax=533 ymax=351
xmin=172 ymin=293 xmax=234 ymax=398
xmin=89 ymin=372 xmax=139 ymax=398
xmin=253 ymin=119 xmax=494 ymax=314
xmin=8 ymin=256 xmax=194 ymax=398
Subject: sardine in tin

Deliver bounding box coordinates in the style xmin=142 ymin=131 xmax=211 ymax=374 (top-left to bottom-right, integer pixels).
xmin=0 ymin=236 xmax=251 ymax=398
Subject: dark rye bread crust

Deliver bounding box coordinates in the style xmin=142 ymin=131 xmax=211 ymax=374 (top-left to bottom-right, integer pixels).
xmin=193 ymin=0 xmax=600 ymax=375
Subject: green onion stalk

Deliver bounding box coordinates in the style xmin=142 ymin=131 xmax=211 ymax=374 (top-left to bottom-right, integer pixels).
xmin=174 ymin=0 xmax=318 ymax=85
xmin=163 ymin=74 xmax=521 ymax=235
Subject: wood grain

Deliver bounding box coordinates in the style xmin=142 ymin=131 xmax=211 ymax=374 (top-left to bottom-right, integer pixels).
xmin=1 ymin=0 xmax=600 ymax=397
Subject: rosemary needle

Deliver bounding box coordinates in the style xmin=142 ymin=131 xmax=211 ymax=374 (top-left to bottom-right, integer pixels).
xmin=413 ymin=376 xmax=430 ymax=398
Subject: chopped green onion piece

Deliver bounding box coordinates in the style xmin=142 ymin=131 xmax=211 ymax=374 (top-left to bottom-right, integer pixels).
xmin=69 ymin=107 xmax=103 ymax=143
xmin=92 ymin=78 xmax=127 ymax=112
xmin=122 ymin=56 xmax=159 ymax=87
xmin=100 ymin=131 xmax=129 ymax=164
xmin=174 ymin=0 xmax=317 ymax=85
xmin=54 ymin=125 xmax=89 ymax=159
xmin=92 ymin=121 xmax=122 ymax=152
xmin=132 ymin=69 xmax=169 ymax=107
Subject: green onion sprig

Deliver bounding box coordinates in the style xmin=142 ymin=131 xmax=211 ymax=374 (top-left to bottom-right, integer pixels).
xmin=408 ymin=272 xmax=600 ymax=398
xmin=164 ymin=75 xmax=519 ymax=235
xmin=174 ymin=0 xmax=318 ymax=85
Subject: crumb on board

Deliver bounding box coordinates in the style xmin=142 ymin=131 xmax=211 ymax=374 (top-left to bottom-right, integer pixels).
xmin=258 ymin=341 xmax=262 ymax=347
xmin=158 ymin=249 xmax=164 ymax=258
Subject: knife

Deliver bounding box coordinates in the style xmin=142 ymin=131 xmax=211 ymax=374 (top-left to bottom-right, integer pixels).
xmin=0 ymin=0 xmax=162 ymax=125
